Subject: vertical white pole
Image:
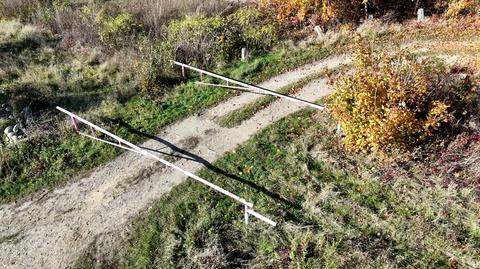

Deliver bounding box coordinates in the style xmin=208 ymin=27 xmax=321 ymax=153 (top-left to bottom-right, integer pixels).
xmin=70 ymin=116 xmax=78 ymax=132
xmin=314 ymin=26 xmax=323 ymax=37
xmin=241 ymin=48 xmax=248 ymax=62
xmin=417 ymin=8 xmax=425 ymax=21
xmin=336 ymin=124 xmax=342 ymax=135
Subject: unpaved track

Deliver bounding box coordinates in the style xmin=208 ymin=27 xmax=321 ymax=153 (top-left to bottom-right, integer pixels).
xmin=0 ymin=55 xmax=349 ymax=269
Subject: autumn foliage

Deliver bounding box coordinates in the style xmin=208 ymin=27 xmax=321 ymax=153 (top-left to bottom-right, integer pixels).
xmin=258 ymin=0 xmax=365 ymax=27
xmin=258 ymin=0 xmax=479 ymax=29
xmin=327 ymin=41 xmax=456 ymax=152
xmin=441 ymin=0 xmax=480 ymax=17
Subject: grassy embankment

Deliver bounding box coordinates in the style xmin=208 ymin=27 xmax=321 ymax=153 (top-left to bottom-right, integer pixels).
xmin=74 ymin=16 xmax=480 ymax=268
xmin=77 ymin=109 xmax=480 ymax=268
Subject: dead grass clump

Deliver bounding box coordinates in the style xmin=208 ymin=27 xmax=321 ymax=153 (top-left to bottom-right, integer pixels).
xmin=355 ymin=19 xmax=401 ymax=40
xmin=310 ymin=24 xmax=352 ymax=49
xmin=0 ymin=20 xmax=24 ymax=39
xmin=426 ymin=131 xmax=480 ymax=189
xmin=0 ymin=0 xmax=43 ymax=21
xmin=39 ymin=4 xmax=101 ymax=48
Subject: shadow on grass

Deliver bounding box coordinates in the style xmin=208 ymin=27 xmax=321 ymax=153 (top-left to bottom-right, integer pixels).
xmin=0 ymin=35 xmax=58 ymax=54
xmin=53 ymin=92 xmax=106 ymax=113
xmin=0 ymin=38 xmax=42 ymax=54
xmin=108 ymin=119 xmax=304 ymax=217
xmin=6 ymin=86 xmax=106 ymax=115
xmin=0 ymin=36 xmax=59 ymax=71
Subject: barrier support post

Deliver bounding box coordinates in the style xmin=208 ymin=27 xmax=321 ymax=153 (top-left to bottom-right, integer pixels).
xmin=71 ymin=117 xmax=78 ymax=132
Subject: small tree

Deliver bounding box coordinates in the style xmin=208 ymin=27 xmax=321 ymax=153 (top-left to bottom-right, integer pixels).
xmin=327 ymin=40 xmax=456 ymax=152
xmin=163 ymin=9 xmax=278 ymax=67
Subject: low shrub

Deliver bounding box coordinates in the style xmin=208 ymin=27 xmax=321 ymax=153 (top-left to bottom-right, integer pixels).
xmin=163 ymin=16 xmax=228 ymax=67
xmin=98 ymin=12 xmax=144 ymax=49
xmin=136 ymin=40 xmax=174 ymax=95
xmin=327 ymin=40 xmax=461 ymax=152
xmin=163 ymin=8 xmax=278 ymax=67
xmin=124 ymin=0 xmax=235 ymax=38
xmin=228 ymin=9 xmax=278 ymax=52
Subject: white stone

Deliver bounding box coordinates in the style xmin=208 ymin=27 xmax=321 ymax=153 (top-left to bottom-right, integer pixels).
xmin=13 ymin=123 xmax=23 ymax=134
xmin=4 ymin=126 xmax=12 ymax=135
xmin=26 ymin=117 xmax=34 ymax=126
xmin=6 ymin=131 xmax=15 ymax=143
xmin=10 ymin=135 xmax=18 ymax=142
xmin=469 ymin=121 xmax=478 ymax=129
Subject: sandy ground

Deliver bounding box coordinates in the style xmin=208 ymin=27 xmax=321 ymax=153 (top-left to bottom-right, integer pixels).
xmin=0 ymin=55 xmax=349 ymax=269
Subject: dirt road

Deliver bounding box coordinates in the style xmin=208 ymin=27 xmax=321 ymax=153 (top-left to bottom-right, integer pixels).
xmin=0 ymin=55 xmax=348 ymax=269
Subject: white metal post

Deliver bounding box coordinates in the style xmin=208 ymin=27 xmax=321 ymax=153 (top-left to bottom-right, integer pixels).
xmin=241 ymin=48 xmax=248 ymax=62
xmin=417 ymin=8 xmax=425 ymax=21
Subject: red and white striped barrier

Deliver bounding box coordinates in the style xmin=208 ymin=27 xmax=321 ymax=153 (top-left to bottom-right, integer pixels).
xmin=173 ymin=61 xmax=325 ymax=110
xmin=56 ymin=106 xmax=277 ymax=227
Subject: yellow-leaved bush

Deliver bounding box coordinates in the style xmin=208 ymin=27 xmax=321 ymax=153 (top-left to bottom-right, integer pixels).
xmin=257 ymin=0 xmax=364 ymax=27
xmin=327 ymin=41 xmax=455 ymax=152
xmin=444 ymin=0 xmax=480 ymax=17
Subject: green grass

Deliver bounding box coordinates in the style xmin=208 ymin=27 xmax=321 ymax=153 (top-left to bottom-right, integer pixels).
xmin=0 ymin=21 xmax=331 ymax=202
xmin=223 ymin=46 xmax=331 ymax=83
xmin=81 ymin=109 xmax=480 ymax=268
xmin=217 ymin=65 xmax=347 ymax=128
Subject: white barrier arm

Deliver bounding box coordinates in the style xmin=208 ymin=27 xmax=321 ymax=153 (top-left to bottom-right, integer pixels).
xmin=56 ymin=107 xmax=277 ymax=227
xmin=174 ymin=61 xmax=325 ymax=110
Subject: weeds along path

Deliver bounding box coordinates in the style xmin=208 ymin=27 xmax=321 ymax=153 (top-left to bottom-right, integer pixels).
xmin=0 ymin=55 xmax=349 ymax=269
